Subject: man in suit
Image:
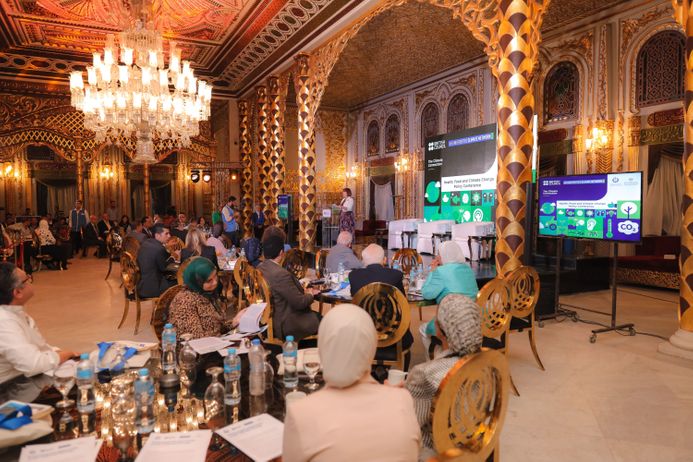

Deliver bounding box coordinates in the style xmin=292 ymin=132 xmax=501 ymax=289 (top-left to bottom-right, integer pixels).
xmin=68 ymin=200 xmax=88 ymax=256
xmin=258 ymin=232 xmax=320 ymax=341
xmin=171 ymin=212 xmax=188 ymax=242
xmin=82 ymin=215 xmax=106 ymax=258
xmin=137 ymin=223 xmax=176 ymax=298
xmin=127 ymin=222 xmax=146 ymax=243
xmin=97 ymin=212 xmax=115 ymax=239
xmin=141 ymin=216 xmax=154 ymax=239
xmin=326 ymin=231 xmax=363 ymax=274
xmin=349 ymin=244 xmax=404 ymax=296
xmin=250 ymin=204 xmax=266 ymax=239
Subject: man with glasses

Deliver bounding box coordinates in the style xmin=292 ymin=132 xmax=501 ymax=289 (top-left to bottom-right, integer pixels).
xmin=0 ymin=263 xmax=76 ymax=383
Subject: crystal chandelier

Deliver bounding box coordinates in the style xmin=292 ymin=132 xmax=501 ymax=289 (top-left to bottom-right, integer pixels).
xmin=69 ymin=19 xmax=212 ymax=164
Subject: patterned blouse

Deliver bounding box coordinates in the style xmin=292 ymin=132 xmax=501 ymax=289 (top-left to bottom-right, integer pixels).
xmin=168 ymin=289 xmax=232 ymax=339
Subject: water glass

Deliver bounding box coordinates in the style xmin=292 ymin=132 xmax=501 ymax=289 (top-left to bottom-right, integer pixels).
xmin=178 ymin=334 xmax=198 ymax=394
xmin=204 ymin=367 xmax=225 ymax=430
xmin=302 ymin=350 xmax=320 ymax=391
xmin=263 ymin=351 xmax=274 ymax=390
xmin=54 ymin=365 xmax=75 ymax=408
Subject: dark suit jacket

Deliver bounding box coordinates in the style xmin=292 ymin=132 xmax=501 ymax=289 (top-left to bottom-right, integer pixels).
xmin=349 ymin=264 xmax=405 ymax=297
xmin=83 ymin=223 xmax=101 ymax=242
xmin=181 ymin=245 xmax=219 ymax=269
xmin=137 ymin=238 xmax=174 ymax=298
xmin=258 ymin=259 xmax=319 ymax=341
xmin=97 ymin=219 xmax=115 ymax=238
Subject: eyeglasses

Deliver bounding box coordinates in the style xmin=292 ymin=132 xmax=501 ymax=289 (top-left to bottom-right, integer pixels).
xmin=19 ymin=274 xmax=33 ymax=286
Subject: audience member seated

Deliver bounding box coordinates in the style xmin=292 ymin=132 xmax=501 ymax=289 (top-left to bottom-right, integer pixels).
xmin=82 ymin=215 xmax=107 ymax=258
xmin=181 ymin=228 xmax=219 ymax=268
xmin=349 ymin=244 xmax=405 ymax=296
xmin=258 ymin=232 xmax=320 ymax=341
xmin=206 ymin=223 xmax=227 ymax=256
xmin=141 ymin=216 xmax=154 ymax=239
xmin=241 ymin=236 xmax=261 ymax=267
xmin=0 ymin=262 xmax=76 ymax=383
xmin=171 ymin=213 xmax=189 ymax=242
xmin=168 ymin=258 xmax=232 ymax=339
xmin=420 ymin=241 xmax=479 ymax=352
xmin=137 ymin=223 xmax=176 ymax=298
xmin=326 ymin=231 xmax=363 ymax=274
xmin=8 ymin=219 xmax=36 ymax=274
xmin=127 ymin=222 xmax=147 ymax=243
xmin=405 ymin=294 xmax=481 ymax=460
xmin=97 ymin=212 xmax=115 ymax=239
xmin=118 ymin=215 xmax=132 ymax=234
xmin=35 ymin=219 xmax=69 ymax=270
xmin=283 ymin=304 xmax=420 ymax=462
xmin=262 ymin=225 xmax=291 ymax=252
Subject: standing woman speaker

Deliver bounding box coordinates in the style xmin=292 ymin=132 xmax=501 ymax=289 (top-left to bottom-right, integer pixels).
xmin=338 ymin=188 xmax=355 ymax=236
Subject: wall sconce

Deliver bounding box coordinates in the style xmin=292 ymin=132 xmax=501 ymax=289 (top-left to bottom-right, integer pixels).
xmin=0 ymin=163 xmax=13 ymax=178
xmin=584 ymin=125 xmax=611 ymax=151
xmin=99 ymin=165 xmax=115 ymax=179
xmin=346 ymin=164 xmax=359 ymax=179
xmin=395 ymin=152 xmax=411 ymax=172
xmin=230 ymin=170 xmax=238 ymax=181
xmin=190 ymin=170 xmax=200 ymax=183
xmin=202 ymin=170 xmax=212 ymax=183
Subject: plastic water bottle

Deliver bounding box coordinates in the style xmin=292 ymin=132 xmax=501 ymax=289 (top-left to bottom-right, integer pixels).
xmin=75 ymin=353 xmax=95 ymax=414
xmin=134 ymin=368 xmax=155 ymax=435
xmin=249 ymin=339 xmax=265 ymax=396
xmin=337 ymin=262 xmax=345 ymax=283
xmin=282 ymin=336 xmax=298 ymax=389
xmin=230 ymin=245 xmax=236 ymax=257
xmin=239 ymin=248 xmax=246 ymax=259
xmin=393 ymin=260 xmax=401 ymax=272
xmin=162 ymin=323 xmax=177 ymax=373
xmin=224 ymin=348 xmax=242 ymax=405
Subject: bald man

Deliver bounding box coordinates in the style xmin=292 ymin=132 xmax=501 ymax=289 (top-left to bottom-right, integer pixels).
xmin=348 ymin=244 xmax=404 ymax=297
xmin=326 ymin=231 xmax=363 ymax=274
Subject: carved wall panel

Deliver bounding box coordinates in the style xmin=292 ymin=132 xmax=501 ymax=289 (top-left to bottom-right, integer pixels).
xmin=543 ymin=62 xmax=580 ymax=124
xmin=316 ymin=110 xmax=347 ymax=193
xmin=421 ymin=102 xmax=440 ymax=146
xmin=447 ymin=93 xmax=470 ymax=133
xmin=636 ymin=30 xmax=686 ymax=108
xmin=385 ymin=114 xmax=401 ymax=153
xmin=367 ymin=120 xmax=381 ymax=157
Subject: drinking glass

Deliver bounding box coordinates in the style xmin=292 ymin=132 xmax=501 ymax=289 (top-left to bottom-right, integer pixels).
xmin=204 ymin=367 xmax=225 ymax=429
xmin=323 ymin=269 xmax=331 ymax=291
xmin=263 ymin=351 xmax=274 ymax=390
xmin=54 ymin=365 xmax=75 ymax=408
xmin=302 ymin=350 xmax=320 ymax=391
xmin=179 ymin=334 xmax=198 ymax=394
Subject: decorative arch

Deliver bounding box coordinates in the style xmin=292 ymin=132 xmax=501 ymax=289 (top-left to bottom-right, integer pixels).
xmin=447 ymin=93 xmax=470 ymax=133
xmin=366 ymin=119 xmax=380 ymax=157
xmin=543 ymin=61 xmax=580 ymax=124
xmin=635 ymin=30 xmax=685 ymax=108
xmin=385 ymin=113 xmax=401 ymax=152
xmin=421 ymin=102 xmax=440 ymax=146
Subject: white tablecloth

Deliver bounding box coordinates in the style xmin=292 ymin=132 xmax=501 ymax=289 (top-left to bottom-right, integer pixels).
xmin=452 ymin=222 xmax=495 ymax=261
xmin=416 ymin=220 xmax=456 ymax=255
xmin=388 ymin=219 xmax=424 ymax=249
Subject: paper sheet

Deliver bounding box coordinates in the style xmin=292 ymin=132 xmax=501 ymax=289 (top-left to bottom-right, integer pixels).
xmin=188 ymin=337 xmax=232 ymax=355
xmin=238 ymin=303 xmax=267 ymax=333
xmin=136 ymin=430 xmax=212 ymax=462
xmin=216 ymin=414 xmax=284 ymax=462
xmin=220 ymin=326 xmax=267 ymax=342
xmin=217 ymin=343 xmax=250 ymax=356
xmin=20 ymin=436 xmax=102 ymax=462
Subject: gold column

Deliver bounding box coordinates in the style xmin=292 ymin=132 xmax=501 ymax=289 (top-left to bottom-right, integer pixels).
xmin=143 ymin=163 xmax=150 ymax=215
xmin=75 ymin=136 xmax=84 ymax=203
xmin=256 ymin=86 xmax=271 ymax=217
xmin=239 ymin=100 xmax=254 ymax=236
xmin=268 ymin=76 xmax=286 ymax=224
xmin=294 ymin=53 xmax=317 ymax=252
xmin=468 ymin=0 xmax=549 ymax=275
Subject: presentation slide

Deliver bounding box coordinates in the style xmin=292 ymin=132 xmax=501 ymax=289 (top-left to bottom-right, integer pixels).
xmin=424 ymin=123 xmax=497 ymax=223
xmin=537 ymin=172 xmax=643 ymax=242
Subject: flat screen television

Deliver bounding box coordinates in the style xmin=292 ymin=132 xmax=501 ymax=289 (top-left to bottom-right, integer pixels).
xmin=423 ymin=123 xmax=497 ymax=223
xmin=537 ymin=172 xmax=643 ymax=243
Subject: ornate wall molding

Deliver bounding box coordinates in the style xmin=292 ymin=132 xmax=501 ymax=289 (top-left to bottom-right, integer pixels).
xmin=315 ymin=109 xmax=348 ymax=193
xmin=639 ymin=124 xmax=684 ymax=145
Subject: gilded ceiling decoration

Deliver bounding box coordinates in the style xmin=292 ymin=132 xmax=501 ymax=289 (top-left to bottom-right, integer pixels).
xmin=541 ymin=0 xmax=631 ymax=30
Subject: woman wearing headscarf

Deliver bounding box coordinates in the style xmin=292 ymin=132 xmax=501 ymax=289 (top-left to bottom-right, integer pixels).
xmin=168 ymin=257 xmax=232 ymax=339
xmin=283 ymin=304 xmax=420 ymax=462
xmin=406 ymin=294 xmax=482 ymax=460
xmin=420 ymin=241 xmax=479 ymax=352
xmin=35 ymin=219 xmax=69 ymax=270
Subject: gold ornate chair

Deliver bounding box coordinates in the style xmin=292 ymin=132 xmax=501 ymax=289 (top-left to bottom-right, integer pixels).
xmin=476 ymin=277 xmax=517 ymax=396
xmin=165 ymin=236 xmax=185 ymax=256
xmin=282 ymin=248 xmax=307 ymax=279
xmin=241 ymin=267 xmax=284 ymax=347
xmin=352 ymin=243 xmax=366 ymax=261
xmin=391 ymin=248 xmax=423 ymax=274
xmin=31 ymin=233 xmax=53 ymax=272
xmin=430 ymin=349 xmax=510 ymax=462
xmin=104 ymin=229 xmax=123 ymax=280
xmin=314 ymin=249 xmax=329 ymax=279
xmin=151 ymin=285 xmax=184 ymax=342
xmin=118 ymin=251 xmax=158 ymax=335
xmin=176 ymin=256 xmax=200 ymax=286
xmin=352 ymin=282 xmax=411 ymax=371
xmin=122 ymin=236 xmax=141 ymax=258
xmin=505 ymin=266 xmax=544 ymax=371
xmin=233 ymin=256 xmax=249 ymax=313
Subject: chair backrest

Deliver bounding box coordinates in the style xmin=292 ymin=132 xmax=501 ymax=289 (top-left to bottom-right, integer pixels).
xmin=106 ymin=229 xmax=123 ymax=256
xmin=352 ymin=282 xmax=410 ymax=348
xmin=282 ymin=248 xmax=307 ymax=279
xmin=431 ymin=349 xmax=510 ymax=459
xmin=351 ymin=243 xmax=366 ymax=261
xmin=177 ymin=256 xmax=200 ymax=286
xmin=152 ymin=285 xmax=184 ymax=341
xmin=314 ymin=249 xmax=329 ymax=279
xmin=122 ymin=236 xmax=141 ymax=257
xmin=476 ymin=278 xmax=512 ymax=340
xmin=505 ymin=266 xmax=540 ymax=318
xmin=391 ymin=248 xmax=423 ymax=274
xmin=120 ymin=251 xmax=140 ymax=295
xmin=241 ymin=267 xmax=277 ymax=344
xmin=165 ymin=236 xmax=185 ymax=255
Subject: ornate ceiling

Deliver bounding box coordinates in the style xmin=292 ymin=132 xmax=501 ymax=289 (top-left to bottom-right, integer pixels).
xmin=0 ymin=0 xmax=361 ymax=97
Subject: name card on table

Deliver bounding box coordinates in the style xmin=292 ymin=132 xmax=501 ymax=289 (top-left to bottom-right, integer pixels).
xmin=216 ymin=413 xmax=284 ymax=462
xmin=136 ymin=430 xmax=212 ymax=462
xmin=20 ymin=436 xmax=102 ymax=462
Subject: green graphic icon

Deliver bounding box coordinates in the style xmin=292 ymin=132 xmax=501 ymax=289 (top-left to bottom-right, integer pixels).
xmin=426 ymin=181 xmax=440 ymax=203
xmin=541 ymin=202 xmax=555 ymax=214
xmin=606 ymin=219 xmax=613 ymax=238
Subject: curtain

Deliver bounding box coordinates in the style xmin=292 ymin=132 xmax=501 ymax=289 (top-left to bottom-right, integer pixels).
xmin=373 ymin=181 xmax=394 ymax=222
xmin=35 ymin=181 xmax=76 ymax=218
xmin=643 ymin=154 xmax=683 ymax=236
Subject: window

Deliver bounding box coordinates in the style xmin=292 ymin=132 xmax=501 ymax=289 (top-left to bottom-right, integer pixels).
xmin=543 ymin=62 xmax=579 ymax=124
xmin=447 ymin=93 xmax=470 ymax=132
xmin=421 ymin=102 xmax=440 ymax=146
xmin=636 ymin=31 xmax=685 ymax=108
xmin=367 ymin=120 xmax=380 ymax=157
xmin=385 ymin=114 xmax=400 ymax=152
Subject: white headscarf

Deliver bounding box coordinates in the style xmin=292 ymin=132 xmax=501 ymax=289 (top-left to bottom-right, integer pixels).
xmin=439 ymin=241 xmax=465 ymax=265
xmin=318 ymin=304 xmax=377 ymax=388
xmin=38 ymin=219 xmax=50 ymax=231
